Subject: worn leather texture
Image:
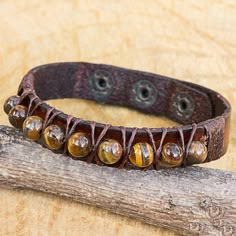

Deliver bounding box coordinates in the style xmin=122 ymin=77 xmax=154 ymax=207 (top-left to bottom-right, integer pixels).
xmin=0 ymin=1 xmax=235 ymax=236
xmin=17 ymin=62 xmax=231 ymax=169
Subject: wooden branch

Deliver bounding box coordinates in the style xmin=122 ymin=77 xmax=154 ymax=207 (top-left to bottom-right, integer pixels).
xmin=0 ymin=125 xmax=235 ymax=236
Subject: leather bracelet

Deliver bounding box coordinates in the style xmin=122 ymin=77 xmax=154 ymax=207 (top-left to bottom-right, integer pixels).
xmin=3 ymin=62 xmax=231 ymax=170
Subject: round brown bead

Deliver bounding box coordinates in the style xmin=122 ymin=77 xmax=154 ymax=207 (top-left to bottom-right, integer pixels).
xmin=128 ymin=142 xmax=154 ymax=168
xmin=67 ymin=132 xmax=92 ymax=158
xmin=22 ymin=116 xmax=43 ymax=141
xmin=159 ymin=142 xmax=184 ymax=167
xmin=8 ymin=105 xmax=27 ymax=128
xmin=97 ymin=139 xmax=123 ymax=165
xmin=187 ymin=141 xmax=208 ymax=165
xmin=43 ymin=124 xmax=65 ymax=150
xmin=3 ymin=95 xmax=21 ymax=114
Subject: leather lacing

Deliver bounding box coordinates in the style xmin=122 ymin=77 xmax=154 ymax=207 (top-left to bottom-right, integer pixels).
xmin=119 ymin=127 xmax=137 ymax=169
xmin=184 ymin=123 xmax=197 ymax=166
xmin=87 ymin=122 xmax=111 ymax=165
xmin=63 ymin=116 xmax=82 ymax=155
xmin=143 ymin=127 xmax=167 ymax=170
xmin=20 ymin=90 xmax=205 ymax=170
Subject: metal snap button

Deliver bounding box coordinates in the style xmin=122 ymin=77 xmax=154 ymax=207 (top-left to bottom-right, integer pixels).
xmin=88 ymin=69 xmax=114 ymax=97
xmin=172 ymin=92 xmax=195 ymax=120
xmin=132 ymin=80 xmax=157 ymax=108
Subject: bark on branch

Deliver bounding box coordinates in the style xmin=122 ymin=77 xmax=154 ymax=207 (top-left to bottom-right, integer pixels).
xmin=0 ymin=125 xmax=235 ymax=236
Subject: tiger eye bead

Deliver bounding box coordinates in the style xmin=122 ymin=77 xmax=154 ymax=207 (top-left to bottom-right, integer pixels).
xmin=67 ymin=132 xmax=92 ymax=158
xmin=97 ymin=139 xmax=123 ymax=165
xmin=128 ymin=142 xmax=154 ymax=168
xmin=187 ymin=141 xmax=208 ymax=165
xmin=159 ymin=143 xmax=184 ymax=167
xmin=43 ymin=124 xmax=65 ymax=150
xmin=8 ymin=105 xmax=27 ymax=128
xmin=22 ymin=116 xmax=43 ymax=141
xmin=3 ymin=95 xmax=21 ymax=114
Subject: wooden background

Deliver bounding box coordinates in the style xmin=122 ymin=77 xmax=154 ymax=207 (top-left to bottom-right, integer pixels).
xmin=0 ymin=1 xmax=235 ymax=235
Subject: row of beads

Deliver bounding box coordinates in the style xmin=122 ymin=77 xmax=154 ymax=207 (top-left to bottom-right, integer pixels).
xmin=4 ymin=95 xmax=208 ymax=168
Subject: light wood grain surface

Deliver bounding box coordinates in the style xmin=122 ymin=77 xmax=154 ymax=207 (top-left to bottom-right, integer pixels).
xmin=0 ymin=1 xmax=235 ymax=235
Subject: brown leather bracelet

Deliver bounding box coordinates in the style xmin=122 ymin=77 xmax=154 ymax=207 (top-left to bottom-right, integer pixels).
xmin=3 ymin=62 xmax=231 ymax=170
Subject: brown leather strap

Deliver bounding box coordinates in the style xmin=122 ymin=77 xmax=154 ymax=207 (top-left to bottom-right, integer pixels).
xmin=17 ymin=62 xmax=231 ymax=168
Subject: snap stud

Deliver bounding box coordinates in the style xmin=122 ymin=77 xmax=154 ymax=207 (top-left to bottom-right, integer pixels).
xmin=132 ymin=80 xmax=157 ymax=108
xmin=88 ymin=69 xmax=114 ymax=97
xmin=172 ymin=92 xmax=195 ymax=121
